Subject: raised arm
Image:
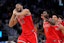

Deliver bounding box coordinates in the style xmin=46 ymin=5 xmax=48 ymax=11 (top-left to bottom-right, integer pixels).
xmin=9 ymin=10 xmax=17 ymax=27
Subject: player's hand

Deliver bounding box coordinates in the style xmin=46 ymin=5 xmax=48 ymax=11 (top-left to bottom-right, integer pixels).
xmin=12 ymin=9 xmax=19 ymax=19
xmin=58 ymin=24 xmax=64 ymax=30
xmin=13 ymin=9 xmax=23 ymax=18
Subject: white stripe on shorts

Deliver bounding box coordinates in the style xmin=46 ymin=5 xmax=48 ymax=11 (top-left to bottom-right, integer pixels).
xmin=34 ymin=32 xmax=38 ymax=43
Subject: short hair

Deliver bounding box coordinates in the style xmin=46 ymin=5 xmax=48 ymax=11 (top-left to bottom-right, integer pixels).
xmin=15 ymin=3 xmax=21 ymax=7
xmin=58 ymin=15 xmax=63 ymax=19
xmin=52 ymin=15 xmax=59 ymax=18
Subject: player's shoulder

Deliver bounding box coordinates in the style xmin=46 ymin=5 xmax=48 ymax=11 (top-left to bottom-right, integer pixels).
xmin=23 ymin=9 xmax=30 ymax=12
xmin=43 ymin=22 xmax=49 ymax=24
xmin=43 ymin=21 xmax=51 ymax=27
xmin=23 ymin=9 xmax=31 ymax=15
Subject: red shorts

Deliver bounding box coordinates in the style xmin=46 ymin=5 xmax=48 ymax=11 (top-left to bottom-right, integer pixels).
xmin=17 ymin=32 xmax=38 ymax=43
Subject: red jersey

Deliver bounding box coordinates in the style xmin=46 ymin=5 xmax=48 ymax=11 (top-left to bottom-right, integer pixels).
xmin=61 ymin=21 xmax=64 ymax=26
xmin=53 ymin=25 xmax=62 ymax=39
xmin=43 ymin=22 xmax=62 ymax=43
xmin=60 ymin=21 xmax=64 ymax=41
xmin=17 ymin=15 xmax=35 ymax=34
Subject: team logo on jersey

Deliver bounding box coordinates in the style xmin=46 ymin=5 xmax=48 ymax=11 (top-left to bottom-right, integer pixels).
xmin=20 ymin=19 xmax=25 ymax=25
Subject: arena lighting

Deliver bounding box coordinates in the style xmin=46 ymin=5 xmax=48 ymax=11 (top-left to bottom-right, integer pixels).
xmin=59 ymin=0 xmax=63 ymax=6
xmin=0 ymin=31 xmax=2 ymax=38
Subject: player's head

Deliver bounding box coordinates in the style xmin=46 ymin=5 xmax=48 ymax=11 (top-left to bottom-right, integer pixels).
xmin=52 ymin=15 xmax=59 ymax=22
xmin=58 ymin=15 xmax=63 ymax=22
xmin=43 ymin=11 xmax=48 ymax=14
xmin=41 ymin=11 xmax=49 ymax=20
xmin=15 ymin=3 xmax=23 ymax=12
xmin=58 ymin=15 xmax=63 ymax=20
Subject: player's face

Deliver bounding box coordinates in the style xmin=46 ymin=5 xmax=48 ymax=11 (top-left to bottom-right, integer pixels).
xmin=41 ymin=11 xmax=48 ymax=19
xmin=16 ymin=4 xmax=23 ymax=12
xmin=52 ymin=15 xmax=58 ymax=22
xmin=58 ymin=17 xmax=62 ymax=23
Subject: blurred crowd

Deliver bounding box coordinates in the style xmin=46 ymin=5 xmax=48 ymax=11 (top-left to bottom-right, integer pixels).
xmin=0 ymin=0 xmax=64 ymax=43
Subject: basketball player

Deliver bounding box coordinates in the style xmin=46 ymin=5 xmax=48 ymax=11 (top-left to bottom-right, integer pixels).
xmin=52 ymin=15 xmax=64 ymax=42
xmin=9 ymin=4 xmax=38 ymax=43
xmin=58 ymin=15 xmax=64 ymax=30
xmin=52 ymin=15 xmax=64 ymax=30
xmin=58 ymin=16 xmax=64 ymax=42
xmin=41 ymin=11 xmax=62 ymax=43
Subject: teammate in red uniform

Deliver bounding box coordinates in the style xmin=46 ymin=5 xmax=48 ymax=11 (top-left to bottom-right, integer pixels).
xmin=58 ymin=16 xmax=64 ymax=42
xmin=41 ymin=11 xmax=62 ymax=43
xmin=58 ymin=15 xmax=64 ymax=30
xmin=52 ymin=15 xmax=64 ymax=42
xmin=9 ymin=4 xmax=38 ymax=43
xmin=52 ymin=15 xmax=63 ymax=42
